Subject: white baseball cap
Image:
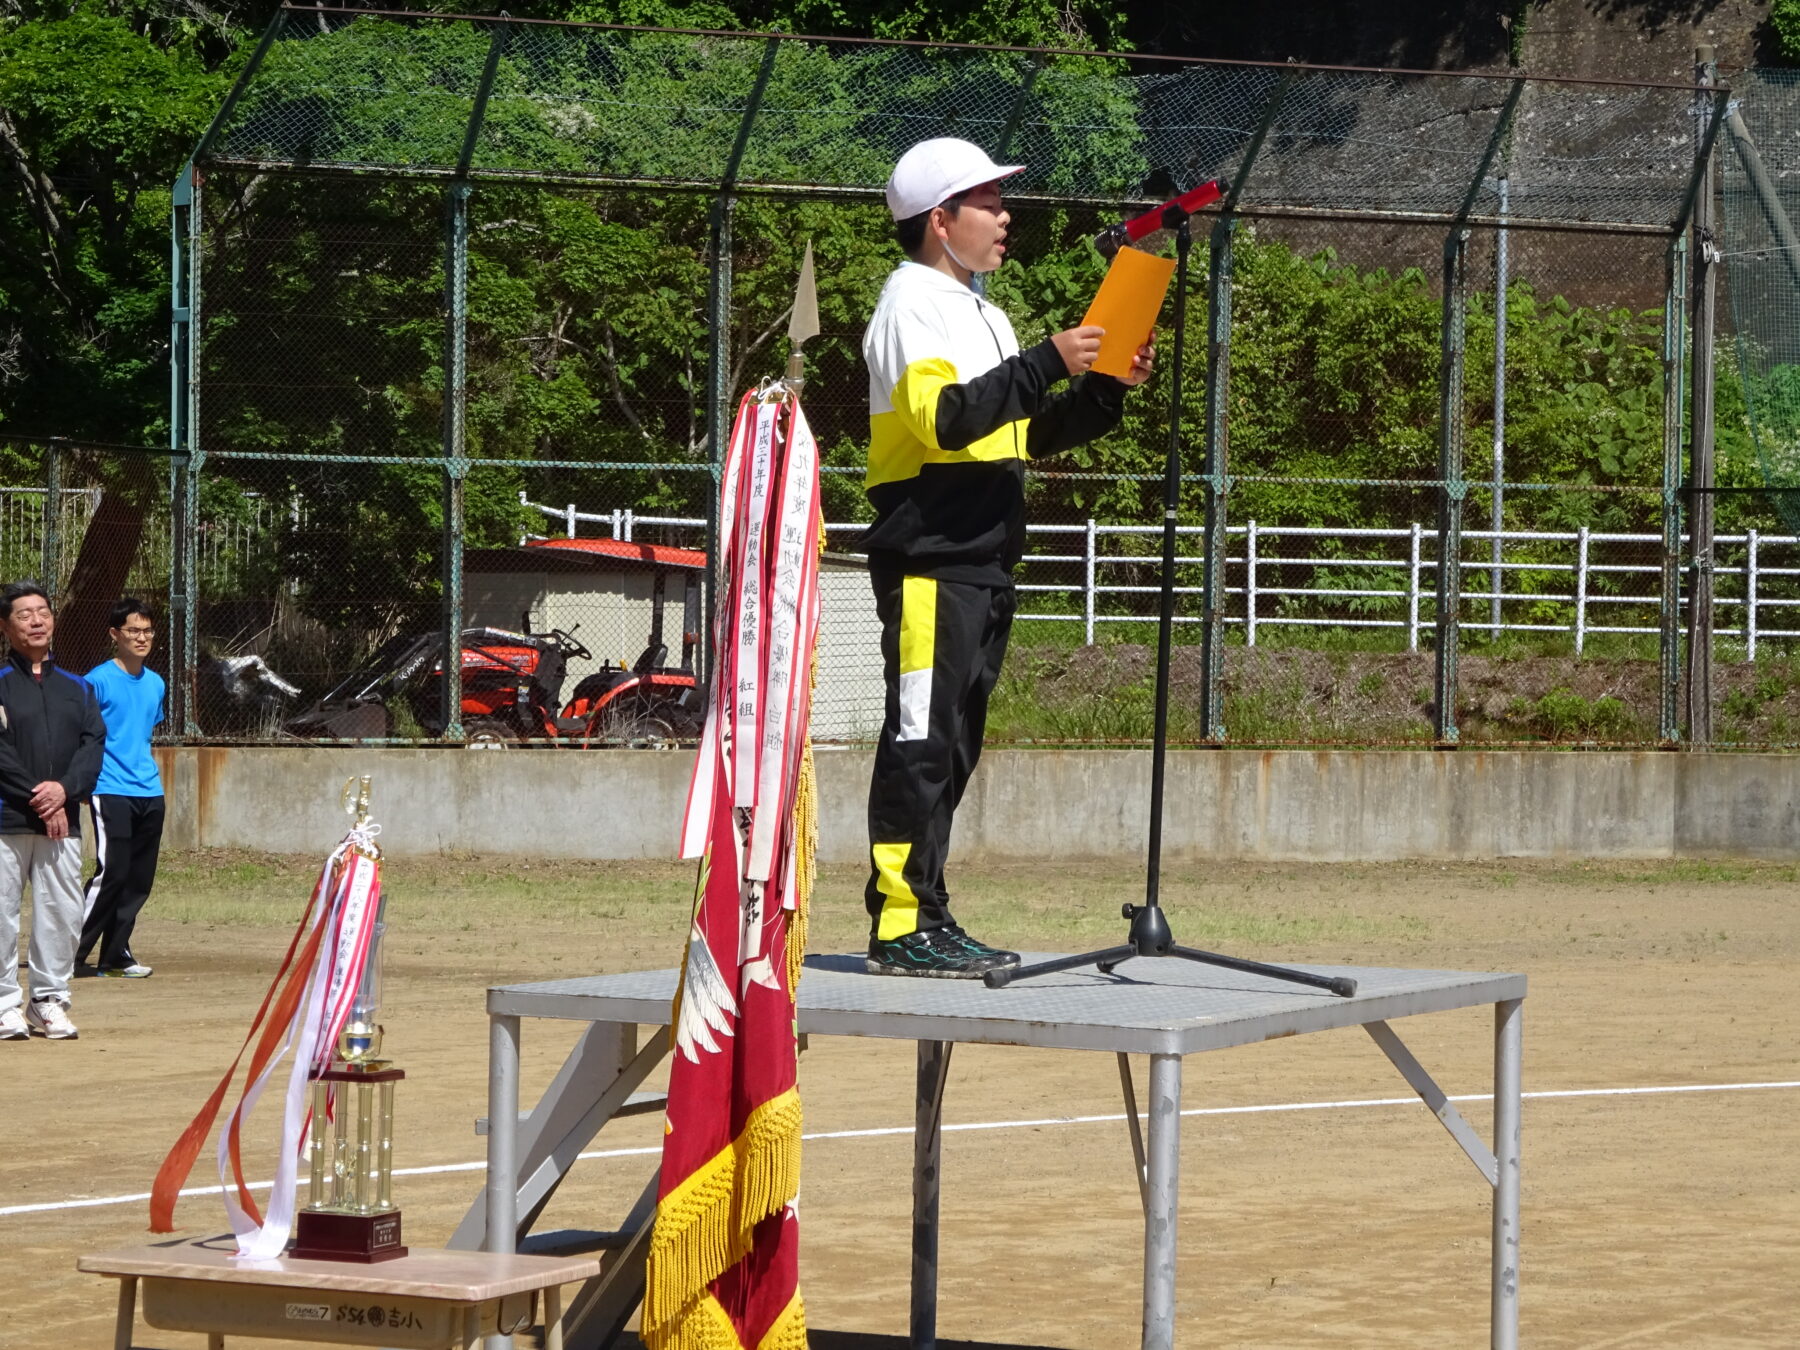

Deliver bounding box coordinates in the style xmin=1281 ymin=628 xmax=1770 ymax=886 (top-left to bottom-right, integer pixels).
xmin=885 ymin=138 xmax=1025 ymax=221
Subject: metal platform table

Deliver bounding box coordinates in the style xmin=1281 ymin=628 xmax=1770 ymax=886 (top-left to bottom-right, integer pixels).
xmin=456 ymin=955 xmax=1525 ymax=1350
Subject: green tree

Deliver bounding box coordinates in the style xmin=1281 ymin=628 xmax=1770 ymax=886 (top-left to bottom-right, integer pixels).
xmin=1774 ymin=0 xmax=1800 ymax=64
xmin=0 ymin=5 xmax=225 ymax=438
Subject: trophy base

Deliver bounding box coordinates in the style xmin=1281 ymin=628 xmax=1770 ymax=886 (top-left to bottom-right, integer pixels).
xmin=289 ymin=1208 xmax=407 ymax=1263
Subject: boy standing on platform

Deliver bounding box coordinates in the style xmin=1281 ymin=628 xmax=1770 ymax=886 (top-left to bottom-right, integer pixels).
xmin=859 ymin=138 xmax=1154 ymax=978
xmin=77 ymin=598 xmax=166 ymax=979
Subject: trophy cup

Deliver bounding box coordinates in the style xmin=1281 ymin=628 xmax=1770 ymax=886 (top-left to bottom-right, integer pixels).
xmin=290 ymin=780 xmax=408 ymax=1263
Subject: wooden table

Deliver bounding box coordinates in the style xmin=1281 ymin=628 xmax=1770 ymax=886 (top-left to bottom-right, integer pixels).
xmin=79 ymin=1241 xmax=601 ymax=1350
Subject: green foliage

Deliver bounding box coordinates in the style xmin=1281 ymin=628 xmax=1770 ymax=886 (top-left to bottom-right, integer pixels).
xmin=1501 ymin=686 xmax=1639 ymax=742
xmin=1 ymin=0 xmax=1134 ymax=447
xmin=1775 ymin=0 xmax=1800 ymax=64
xmin=0 ymin=5 xmax=226 ymax=438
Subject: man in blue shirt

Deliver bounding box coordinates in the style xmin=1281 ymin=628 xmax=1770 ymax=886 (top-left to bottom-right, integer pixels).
xmin=76 ymin=598 xmax=166 ymax=979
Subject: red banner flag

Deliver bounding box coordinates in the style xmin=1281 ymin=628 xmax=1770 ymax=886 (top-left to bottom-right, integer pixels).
xmin=646 ymin=388 xmax=821 ymax=1350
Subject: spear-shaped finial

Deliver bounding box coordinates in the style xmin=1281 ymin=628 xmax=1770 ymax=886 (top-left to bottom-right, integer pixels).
xmin=785 ymin=241 xmax=819 ymax=392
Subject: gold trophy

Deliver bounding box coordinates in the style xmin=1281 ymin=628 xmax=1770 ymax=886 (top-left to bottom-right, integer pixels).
xmin=290 ymin=778 xmax=408 ymax=1263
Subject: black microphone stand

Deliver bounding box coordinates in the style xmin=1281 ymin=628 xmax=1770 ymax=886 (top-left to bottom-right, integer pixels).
xmin=986 ymin=205 xmax=1355 ymax=998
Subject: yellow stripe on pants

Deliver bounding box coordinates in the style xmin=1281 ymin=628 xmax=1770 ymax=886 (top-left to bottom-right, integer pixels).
xmin=871 ymin=841 xmax=918 ymax=940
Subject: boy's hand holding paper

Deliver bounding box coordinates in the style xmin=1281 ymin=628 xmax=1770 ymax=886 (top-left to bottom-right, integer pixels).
xmin=1051 ymin=325 xmax=1105 ymax=375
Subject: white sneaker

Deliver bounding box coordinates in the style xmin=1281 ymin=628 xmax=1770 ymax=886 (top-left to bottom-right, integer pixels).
xmin=0 ymin=1008 xmax=26 ymax=1040
xmin=100 ymin=963 xmax=152 ymax=979
xmin=26 ymin=999 xmax=77 ymax=1039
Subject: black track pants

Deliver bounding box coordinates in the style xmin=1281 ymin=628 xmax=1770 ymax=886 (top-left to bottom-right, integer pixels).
xmin=78 ymin=794 xmax=165 ymax=970
xmin=864 ymin=572 xmax=1015 ymax=940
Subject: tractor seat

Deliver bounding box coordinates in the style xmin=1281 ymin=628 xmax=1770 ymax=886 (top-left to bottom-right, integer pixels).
xmin=632 ymin=642 xmax=668 ymax=673
xmin=553 ymin=716 xmax=592 ymax=736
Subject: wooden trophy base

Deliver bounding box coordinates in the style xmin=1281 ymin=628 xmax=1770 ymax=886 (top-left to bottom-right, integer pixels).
xmin=289 ymin=1208 xmax=408 ymax=1264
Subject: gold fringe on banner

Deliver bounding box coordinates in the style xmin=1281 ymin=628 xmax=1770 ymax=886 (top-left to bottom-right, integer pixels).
xmin=643 ymin=1087 xmax=805 ymax=1346
xmin=786 ymin=630 xmax=821 ymax=996
xmin=656 ymin=1291 xmax=744 ymax=1350
xmin=787 ymin=737 xmax=816 ymax=996
xmin=757 ymin=1290 xmax=809 ymax=1350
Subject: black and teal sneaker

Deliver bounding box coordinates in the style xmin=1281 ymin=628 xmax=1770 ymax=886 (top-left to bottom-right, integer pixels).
xmin=866 ymin=928 xmax=1021 ymax=979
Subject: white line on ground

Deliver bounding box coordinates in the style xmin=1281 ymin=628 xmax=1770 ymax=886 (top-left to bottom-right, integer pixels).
xmin=6 ymin=1078 xmax=1795 ymax=1220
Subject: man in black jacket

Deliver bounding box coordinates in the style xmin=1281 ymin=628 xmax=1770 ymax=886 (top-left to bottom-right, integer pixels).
xmin=0 ymin=582 xmax=105 ymax=1040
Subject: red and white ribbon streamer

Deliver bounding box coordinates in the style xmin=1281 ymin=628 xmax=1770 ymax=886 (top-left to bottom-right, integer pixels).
xmin=149 ymin=824 xmax=383 ymax=1258
xmin=681 ymin=389 xmax=822 ymax=896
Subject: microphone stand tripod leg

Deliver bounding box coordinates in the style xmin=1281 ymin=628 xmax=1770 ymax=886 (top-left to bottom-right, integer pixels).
xmin=1166 ymin=946 xmax=1357 ymax=997
xmin=983 ymin=946 xmax=1136 ymax=988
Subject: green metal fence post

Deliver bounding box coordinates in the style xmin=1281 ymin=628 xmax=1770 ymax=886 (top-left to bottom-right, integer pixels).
xmin=175 ymin=163 xmax=204 ymax=737
xmin=1434 ymin=230 xmax=1470 ymax=745
xmin=164 ymin=2 xmax=280 ymax=738
xmin=1198 ymin=71 xmax=1293 ymax=742
xmin=180 ymin=453 xmax=202 ymax=738
xmin=443 ymin=181 xmax=471 ymax=741
xmin=190 ymin=10 xmax=286 ymax=167
xmin=444 ymin=461 xmax=466 ymax=739
xmin=1663 ymin=75 xmax=1724 ymax=746
xmin=41 ymin=441 xmax=61 ymax=597
xmin=704 ymin=196 xmax=733 ymax=694
xmin=1425 ymin=84 xmax=1522 ymax=745
xmin=1685 ymin=46 xmax=1721 ymax=747
xmin=1198 ymin=217 xmax=1234 ymax=743
xmin=994 ymin=53 xmax=1044 ymax=160
xmin=1660 ymin=234 xmax=1687 ymax=743
xmin=702 ymin=37 xmax=780 ymax=689
xmin=170 ymin=164 xmax=194 ymax=735
xmin=434 ymin=22 xmax=505 ymax=745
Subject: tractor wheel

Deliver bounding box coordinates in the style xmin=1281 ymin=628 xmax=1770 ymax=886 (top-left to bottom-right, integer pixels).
xmin=462 ymin=717 xmax=515 ymax=749
xmin=591 ymin=695 xmax=684 ymax=749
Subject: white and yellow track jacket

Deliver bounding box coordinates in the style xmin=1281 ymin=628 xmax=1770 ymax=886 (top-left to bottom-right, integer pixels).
xmin=860 ymin=261 xmax=1127 ymax=587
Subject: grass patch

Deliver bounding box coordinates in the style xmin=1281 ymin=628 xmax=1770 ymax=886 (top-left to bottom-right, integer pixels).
xmin=1526 ymin=858 xmax=1800 ymax=888
xmin=1499 ymin=685 xmax=1642 ymax=741
xmin=152 ymin=851 xmax=698 ymax=929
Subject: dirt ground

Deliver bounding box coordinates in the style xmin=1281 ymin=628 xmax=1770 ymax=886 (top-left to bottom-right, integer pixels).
xmin=2 ymin=853 xmax=1797 ymax=1349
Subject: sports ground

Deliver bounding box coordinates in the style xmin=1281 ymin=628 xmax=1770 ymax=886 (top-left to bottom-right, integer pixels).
xmin=2 ymin=851 xmax=1795 ymax=1348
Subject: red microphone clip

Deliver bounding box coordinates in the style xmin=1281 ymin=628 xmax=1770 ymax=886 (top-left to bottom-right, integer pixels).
xmin=1095 ymin=179 xmax=1228 ymax=258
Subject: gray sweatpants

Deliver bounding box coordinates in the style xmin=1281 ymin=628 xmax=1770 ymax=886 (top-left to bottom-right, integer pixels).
xmin=0 ymin=833 xmax=85 ymax=1014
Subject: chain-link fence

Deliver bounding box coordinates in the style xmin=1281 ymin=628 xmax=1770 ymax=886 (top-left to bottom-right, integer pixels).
xmin=18 ymin=13 xmax=1779 ymax=746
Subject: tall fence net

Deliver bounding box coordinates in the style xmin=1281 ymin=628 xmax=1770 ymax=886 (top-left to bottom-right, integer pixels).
xmin=18 ymin=17 xmax=1793 ymax=747
xmin=16 ymin=176 xmax=1800 ymax=748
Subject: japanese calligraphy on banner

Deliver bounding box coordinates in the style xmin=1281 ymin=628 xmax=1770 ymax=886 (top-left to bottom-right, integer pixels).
xmin=650 ymin=389 xmax=822 ymax=1350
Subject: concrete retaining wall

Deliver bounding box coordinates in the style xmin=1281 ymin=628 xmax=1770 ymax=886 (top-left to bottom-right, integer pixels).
xmin=153 ymin=746 xmax=1800 ymax=862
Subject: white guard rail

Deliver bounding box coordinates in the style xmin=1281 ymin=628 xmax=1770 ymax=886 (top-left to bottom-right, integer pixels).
xmin=520 ymin=497 xmax=1800 ymax=658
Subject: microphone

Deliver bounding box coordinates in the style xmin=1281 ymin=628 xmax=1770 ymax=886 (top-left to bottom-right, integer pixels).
xmin=1094 ymin=179 xmax=1228 ymax=258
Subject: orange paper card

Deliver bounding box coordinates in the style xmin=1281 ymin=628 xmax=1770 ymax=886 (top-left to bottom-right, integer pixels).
xmin=1081 ymin=246 xmax=1177 ymax=378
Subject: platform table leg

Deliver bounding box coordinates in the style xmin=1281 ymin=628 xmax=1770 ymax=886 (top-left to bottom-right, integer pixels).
xmin=1118 ymin=1053 xmax=1148 ymax=1211
xmin=112 ymin=1275 xmax=136 ymax=1350
xmin=487 ymin=1011 xmax=521 ymax=1349
xmin=912 ymin=1039 xmax=952 ymax=1350
xmin=464 ymin=1304 xmax=482 ymax=1350
xmin=1141 ymin=1052 xmax=1183 ymax=1350
xmin=1493 ymin=998 xmax=1522 ymax=1350
xmin=208 ymin=1335 xmax=224 ymax=1350
xmin=545 ymin=1283 xmax=564 ymax=1350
